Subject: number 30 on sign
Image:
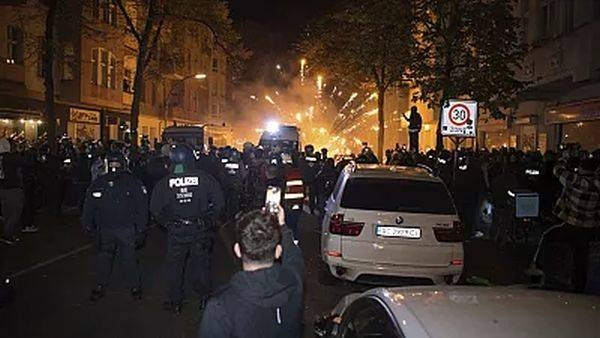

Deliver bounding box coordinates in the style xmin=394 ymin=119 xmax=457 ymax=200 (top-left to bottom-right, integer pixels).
xmin=441 ymin=100 xmax=478 ymax=137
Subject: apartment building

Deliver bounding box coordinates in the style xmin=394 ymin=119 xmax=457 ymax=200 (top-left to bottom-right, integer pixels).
xmin=0 ymin=0 xmax=228 ymax=143
xmin=481 ymin=0 xmax=600 ymax=151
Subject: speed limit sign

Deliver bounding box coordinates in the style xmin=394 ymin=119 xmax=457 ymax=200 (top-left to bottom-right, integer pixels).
xmin=441 ymin=100 xmax=478 ymax=137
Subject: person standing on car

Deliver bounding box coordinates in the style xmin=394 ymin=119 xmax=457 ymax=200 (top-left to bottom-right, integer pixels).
xmin=82 ymin=151 xmax=148 ymax=301
xmin=403 ymin=106 xmax=422 ymax=153
xmin=0 ymin=138 xmax=25 ymax=246
xmin=150 ymin=143 xmax=224 ymax=314
xmin=198 ymin=207 xmax=305 ymax=338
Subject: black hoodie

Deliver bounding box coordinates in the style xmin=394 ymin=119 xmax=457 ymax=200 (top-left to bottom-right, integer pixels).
xmin=198 ymin=226 xmax=305 ymax=338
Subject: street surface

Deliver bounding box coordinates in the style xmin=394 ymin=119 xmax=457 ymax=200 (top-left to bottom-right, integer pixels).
xmin=0 ymin=210 xmax=533 ymax=338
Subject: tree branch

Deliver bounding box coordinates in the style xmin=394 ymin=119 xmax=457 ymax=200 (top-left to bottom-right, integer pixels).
xmin=112 ymin=0 xmax=141 ymax=42
xmin=144 ymin=17 xmax=164 ymax=66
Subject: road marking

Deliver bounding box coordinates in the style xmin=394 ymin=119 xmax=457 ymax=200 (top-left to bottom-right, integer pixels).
xmin=8 ymin=243 xmax=93 ymax=279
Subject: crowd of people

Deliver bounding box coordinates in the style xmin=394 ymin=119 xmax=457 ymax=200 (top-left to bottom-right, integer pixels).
xmin=0 ymin=131 xmax=598 ymax=335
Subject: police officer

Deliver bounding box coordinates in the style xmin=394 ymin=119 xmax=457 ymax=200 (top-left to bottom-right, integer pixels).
xmin=301 ymin=145 xmax=319 ymax=215
xmin=82 ymin=151 xmax=148 ymax=302
xmin=222 ymin=150 xmax=246 ymax=219
xmin=150 ymin=144 xmax=224 ymax=314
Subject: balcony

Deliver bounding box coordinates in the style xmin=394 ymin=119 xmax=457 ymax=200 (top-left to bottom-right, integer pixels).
xmin=0 ymin=62 xmax=25 ymax=83
xmin=122 ymin=91 xmax=133 ymax=106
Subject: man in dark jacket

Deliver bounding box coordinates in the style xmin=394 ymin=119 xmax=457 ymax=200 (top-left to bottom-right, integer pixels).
xmin=0 ymin=138 xmax=24 ymax=245
xmin=198 ymin=208 xmax=305 ymax=338
xmin=82 ymin=151 xmax=148 ymax=301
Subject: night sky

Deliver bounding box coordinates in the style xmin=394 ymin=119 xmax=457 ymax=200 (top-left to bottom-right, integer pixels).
xmin=229 ymin=0 xmax=334 ymax=53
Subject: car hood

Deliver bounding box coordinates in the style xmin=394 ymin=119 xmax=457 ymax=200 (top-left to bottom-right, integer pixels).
xmin=364 ymin=286 xmax=600 ymax=338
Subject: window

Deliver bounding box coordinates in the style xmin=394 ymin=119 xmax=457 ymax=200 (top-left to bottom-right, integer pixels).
xmin=37 ymin=37 xmax=44 ymax=77
xmin=151 ymin=82 xmax=157 ymax=106
xmin=6 ymin=25 xmax=23 ymax=64
xmin=93 ymin=0 xmax=118 ymax=26
xmin=594 ymin=0 xmax=600 ymax=19
xmin=340 ymin=177 xmax=456 ymax=214
xmin=123 ymin=68 xmax=134 ymax=93
xmin=63 ymin=43 xmax=75 ymax=80
xmin=563 ymin=0 xmax=574 ymax=34
xmin=340 ymin=297 xmax=403 ymax=338
xmin=91 ymin=48 xmax=116 ymax=89
xmin=539 ymin=1 xmax=557 ymax=39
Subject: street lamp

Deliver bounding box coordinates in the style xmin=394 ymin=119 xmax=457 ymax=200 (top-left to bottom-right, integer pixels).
xmin=163 ymin=73 xmax=207 ymax=127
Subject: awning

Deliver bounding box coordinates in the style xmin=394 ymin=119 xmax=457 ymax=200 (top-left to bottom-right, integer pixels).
xmin=546 ymin=99 xmax=600 ymax=124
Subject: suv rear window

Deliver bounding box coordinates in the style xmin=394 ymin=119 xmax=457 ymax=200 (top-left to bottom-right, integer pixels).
xmin=340 ymin=177 xmax=455 ymax=214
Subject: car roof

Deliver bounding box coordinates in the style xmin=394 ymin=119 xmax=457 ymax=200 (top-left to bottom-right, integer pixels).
xmin=346 ymin=164 xmax=439 ymax=182
xmin=365 ymin=286 xmax=600 ymax=338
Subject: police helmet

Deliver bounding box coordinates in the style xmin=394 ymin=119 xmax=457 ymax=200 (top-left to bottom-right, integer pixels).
xmin=169 ymin=143 xmax=195 ymax=166
xmin=106 ymin=151 xmax=127 ymax=172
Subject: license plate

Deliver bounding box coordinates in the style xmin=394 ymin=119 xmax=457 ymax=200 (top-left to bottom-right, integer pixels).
xmin=376 ymin=226 xmax=421 ymax=239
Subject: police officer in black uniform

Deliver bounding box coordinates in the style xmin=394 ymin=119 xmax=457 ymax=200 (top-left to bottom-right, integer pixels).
xmin=222 ymin=150 xmax=246 ymax=219
xmin=301 ymin=145 xmax=319 ymax=215
xmin=82 ymin=151 xmax=148 ymax=302
xmin=150 ymin=144 xmax=224 ymax=314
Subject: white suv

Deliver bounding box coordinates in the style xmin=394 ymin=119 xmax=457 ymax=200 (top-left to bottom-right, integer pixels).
xmin=320 ymin=164 xmax=464 ymax=285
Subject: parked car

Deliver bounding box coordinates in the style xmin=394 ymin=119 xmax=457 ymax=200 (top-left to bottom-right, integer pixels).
xmin=315 ymin=286 xmax=600 ymax=338
xmin=320 ymin=164 xmax=463 ymax=284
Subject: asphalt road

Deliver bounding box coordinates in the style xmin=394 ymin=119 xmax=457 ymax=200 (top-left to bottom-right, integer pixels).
xmin=0 ymin=211 xmax=532 ymax=338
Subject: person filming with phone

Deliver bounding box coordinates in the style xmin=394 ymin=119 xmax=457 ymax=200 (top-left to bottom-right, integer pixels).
xmin=198 ymin=204 xmax=305 ymax=338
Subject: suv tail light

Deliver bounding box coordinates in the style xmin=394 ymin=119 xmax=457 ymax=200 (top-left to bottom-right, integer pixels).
xmin=434 ymin=221 xmax=464 ymax=242
xmin=329 ymin=214 xmax=364 ymax=237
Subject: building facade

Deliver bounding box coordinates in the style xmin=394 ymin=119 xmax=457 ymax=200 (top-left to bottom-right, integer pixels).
xmin=510 ymin=0 xmax=600 ymax=151
xmin=0 ymin=0 xmax=228 ymax=144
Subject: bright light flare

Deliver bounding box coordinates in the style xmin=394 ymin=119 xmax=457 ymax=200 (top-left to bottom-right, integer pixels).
xmin=264 ymin=95 xmax=276 ymax=105
xmin=316 ymin=75 xmax=323 ymax=92
xmin=265 ymin=121 xmax=280 ymax=134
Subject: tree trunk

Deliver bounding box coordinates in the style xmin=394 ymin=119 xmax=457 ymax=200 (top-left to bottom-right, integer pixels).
xmin=43 ymin=0 xmax=58 ymax=154
xmin=376 ymin=87 xmax=386 ymax=162
xmin=436 ymin=100 xmax=444 ymax=151
xmin=129 ymin=41 xmax=147 ymax=146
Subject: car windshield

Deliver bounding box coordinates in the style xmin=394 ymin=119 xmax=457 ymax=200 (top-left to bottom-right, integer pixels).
xmin=340 ymin=177 xmax=455 ymax=214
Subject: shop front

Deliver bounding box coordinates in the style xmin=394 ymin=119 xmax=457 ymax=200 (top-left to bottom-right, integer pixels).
xmin=514 ymin=116 xmax=539 ymax=152
xmin=139 ymin=114 xmax=162 ymax=143
xmin=0 ymin=95 xmax=45 ymax=140
xmin=478 ymin=118 xmax=509 ymax=149
xmin=546 ymin=100 xmax=600 ymax=151
xmin=67 ymin=107 xmax=101 ymax=141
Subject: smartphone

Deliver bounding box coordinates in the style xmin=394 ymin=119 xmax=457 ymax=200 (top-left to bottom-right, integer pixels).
xmin=265 ymin=186 xmax=282 ymax=213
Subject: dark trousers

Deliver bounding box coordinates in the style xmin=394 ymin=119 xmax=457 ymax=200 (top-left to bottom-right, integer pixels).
xmin=307 ymin=184 xmax=317 ymax=214
xmin=94 ymin=227 xmax=141 ymax=289
xmin=409 ymin=132 xmax=419 ymax=153
xmin=166 ymin=225 xmax=214 ymax=304
xmin=0 ymin=188 xmax=24 ymax=238
xmin=21 ymin=185 xmax=36 ymax=227
xmin=225 ymin=187 xmax=241 ymax=220
xmin=285 ymin=208 xmax=302 ymax=239
xmin=543 ymin=224 xmax=600 ymax=292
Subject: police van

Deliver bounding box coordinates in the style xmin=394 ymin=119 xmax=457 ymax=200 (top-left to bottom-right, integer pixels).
xmin=162 ymin=125 xmax=233 ymax=150
xmin=258 ymin=124 xmax=301 ymax=154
